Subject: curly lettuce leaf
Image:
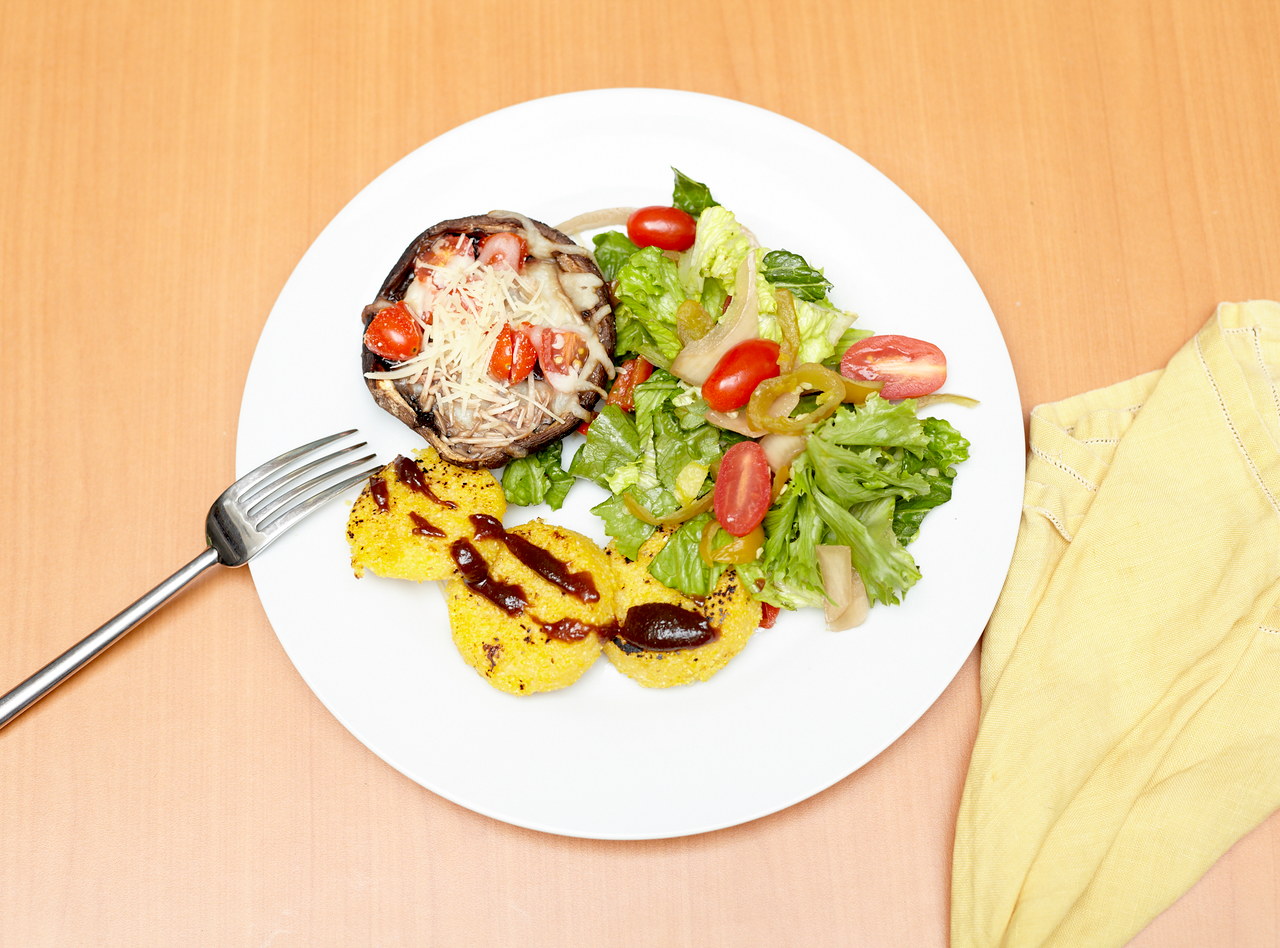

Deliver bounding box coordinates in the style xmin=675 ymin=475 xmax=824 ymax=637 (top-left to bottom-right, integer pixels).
xmin=749 ymin=397 xmax=968 ymax=608
xmin=892 ymin=416 xmax=970 ymax=544
xmin=816 ymin=393 xmax=933 ymax=453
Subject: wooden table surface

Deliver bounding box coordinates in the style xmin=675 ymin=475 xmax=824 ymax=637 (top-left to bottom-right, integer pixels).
xmin=3 ymin=1 xmax=1278 ymax=945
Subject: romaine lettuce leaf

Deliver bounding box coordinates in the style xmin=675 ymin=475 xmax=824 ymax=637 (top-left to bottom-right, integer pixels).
xmin=592 ymin=231 xmax=640 ymax=282
xmin=677 ymin=205 xmax=751 ymax=300
xmin=672 ymin=168 xmax=718 ymax=217
xmin=824 ymin=326 xmax=875 ymax=369
xmin=647 ymin=512 xmax=725 ymax=597
xmin=614 ymin=246 xmax=688 ymax=366
xmin=759 ymin=249 xmax=833 ymax=302
xmin=590 ymin=493 xmax=655 ymax=561
xmin=500 ymin=441 xmax=574 ymax=510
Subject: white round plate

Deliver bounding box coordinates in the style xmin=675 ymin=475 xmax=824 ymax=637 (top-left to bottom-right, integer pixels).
xmin=237 ymin=88 xmax=1024 ymax=840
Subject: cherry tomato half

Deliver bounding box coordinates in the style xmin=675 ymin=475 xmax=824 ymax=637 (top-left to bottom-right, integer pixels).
xmin=488 ymin=323 xmax=538 ymax=383
xmin=626 ymin=206 xmax=697 ymax=252
xmin=363 ymin=302 xmax=422 ymax=363
xmin=839 ymin=334 xmax=947 ymax=399
xmin=605 ymin=357 xmax=654 ymax=412
xmin=714 ymin=440 xmax=772 ymax=537
xmin=528 ymin=326 xmax=588 ymax=377
xmin=701 ymin=339 xmax=782 ymax=412
xmin=477 ymin=232 xmax=528 ymax=271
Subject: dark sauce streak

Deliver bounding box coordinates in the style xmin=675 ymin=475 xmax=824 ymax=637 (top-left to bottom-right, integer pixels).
xmin=469 ymin=514 xmax=599 ymax=603
xmin=392 ymin=455 xmax=456 ymax=508
xmin=538 ymin=617 xmax=618 ymax=643
xmin=424 ymin=484 xmax=456 ymax=509
xmin=617 ymin=602 xmax=716 ymax=652
xmin=449 ymin=539 xmax=527 ymax=616
xmin=470 ymin=513 xmax=505 ymax=541
xmin=369 ymin=476 xmax=390 ymax=512
xmin=408 ymin=512 xmax=445 ymax=538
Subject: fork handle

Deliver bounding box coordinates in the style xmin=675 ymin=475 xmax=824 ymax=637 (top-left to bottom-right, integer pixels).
xmin=0 ymin=548 xmax=221 ymax=731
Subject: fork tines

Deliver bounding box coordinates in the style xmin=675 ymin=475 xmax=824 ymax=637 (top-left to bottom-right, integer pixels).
xmin=239 ymin=431 xmax=380 ymax=535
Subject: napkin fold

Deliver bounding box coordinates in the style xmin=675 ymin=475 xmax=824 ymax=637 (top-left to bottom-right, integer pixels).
xmin=951 ymin=301 xmax=1280 ymax=947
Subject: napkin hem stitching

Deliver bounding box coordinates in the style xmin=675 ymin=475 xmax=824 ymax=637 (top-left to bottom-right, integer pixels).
xmin=1195 ymin=333 xmax=1280 ymax=517
xmin=1029 ymin=446 xmax=1098 ymax=492
xmin=1028 ymin=506 xmax=1074 ymax=542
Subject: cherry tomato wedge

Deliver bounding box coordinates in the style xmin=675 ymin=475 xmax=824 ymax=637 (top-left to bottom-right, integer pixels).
xmin=713 ymin=440 xmax=772 ymax=537
xmin=488 ymin=323 xmax=538 ymax=383
xmin=701 ymin=339 xmax=782 ymax=412
xmin=839 ymin=334 xmax=947 ymax=399
xmin=477 ymin=232 xmax=527 ymax=271
xmin=606 ymin=358 xmax=654 ymax=412
xmin=760 ymin=603 xmax=781 ymax=629
xmin=363 ymin=302 xmax=422 ymax=363
xmin=626 ymin=206 xmax=697 ymax=252
xmin=529 ymin=327 xmax=588 ymax=377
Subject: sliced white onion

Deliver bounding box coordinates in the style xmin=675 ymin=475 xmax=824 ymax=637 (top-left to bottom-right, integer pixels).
xmin=815 ymin=544 xmax=870 ymax=631
xmin=759 ymin=433 xmax=808 ymax=472
xmin=554 ymin=207 xmax=638 ymax=237
xmin=670 ymin=253 xmax=761 ymax=386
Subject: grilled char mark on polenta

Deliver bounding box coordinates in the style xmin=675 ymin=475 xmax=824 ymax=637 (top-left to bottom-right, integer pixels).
xmin=446 ymin=520 xmax=616 ymax=695
xmin=346 ymin=449 xmax=506 ymax=581
xmin=361 ymin=212 xmax=616 ymax=470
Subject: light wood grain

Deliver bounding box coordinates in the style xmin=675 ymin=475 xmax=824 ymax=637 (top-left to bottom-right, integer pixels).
xmin=2 ymin=0 xmax=1278 ymax=945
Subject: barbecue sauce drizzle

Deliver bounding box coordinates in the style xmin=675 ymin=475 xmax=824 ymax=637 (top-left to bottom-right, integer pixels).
xmin=469 ymin=514 xmax=599 ymax=603
xmin=408 ymin=512 xmax=445 ymax=537
xmin=446 ymin=516 xmax=715 ymax=649
xmin=449 ymin=539 xmax=526 ymax=616
xmin=393 ymin=455 xmax=457 ymax=509
xmin=369 ymin=476 xmax=390 ymax=512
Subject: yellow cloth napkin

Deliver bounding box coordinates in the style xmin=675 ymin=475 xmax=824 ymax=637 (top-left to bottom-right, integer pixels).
xmin=951 ymin=301 xmax=1280 ymax=947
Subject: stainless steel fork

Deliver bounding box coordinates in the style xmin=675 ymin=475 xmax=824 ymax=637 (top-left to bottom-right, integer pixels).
xmin=0 ymin=429 xmax=380 ymax=730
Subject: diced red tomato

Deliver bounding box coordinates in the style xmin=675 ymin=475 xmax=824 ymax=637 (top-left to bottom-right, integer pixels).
xmin=363 ymin=302 xmax=422 ymax=363
xmin=477 ymin=232 xmax=528 ymax=271
xmin=489 ymin=323 xmax=538 ymax=383
xmin=701 ymin=339 xmax=782 ymax=412
xmin=760 ymin=603 xmax=781 ymax=629
xmin=605 ymin=358 xmax=654 ymax=412
xmin=839 ymin=334 xmax=947 ymax=399
xmin=576 ymin=414 xmax=596 ymax=436
xmin=627 ymin=206 xmax=697 ymax=252
xmin=714 ymin=441 xmax=772 ymax=537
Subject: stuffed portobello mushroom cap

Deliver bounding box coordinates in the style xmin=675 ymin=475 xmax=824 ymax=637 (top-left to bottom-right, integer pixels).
xmin=361 ymin=212 xmax=616 ymax=469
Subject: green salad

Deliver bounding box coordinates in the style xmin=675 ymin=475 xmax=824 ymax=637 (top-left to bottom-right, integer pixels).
xmin=501 ymin=170 xmax=970 ymax=625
